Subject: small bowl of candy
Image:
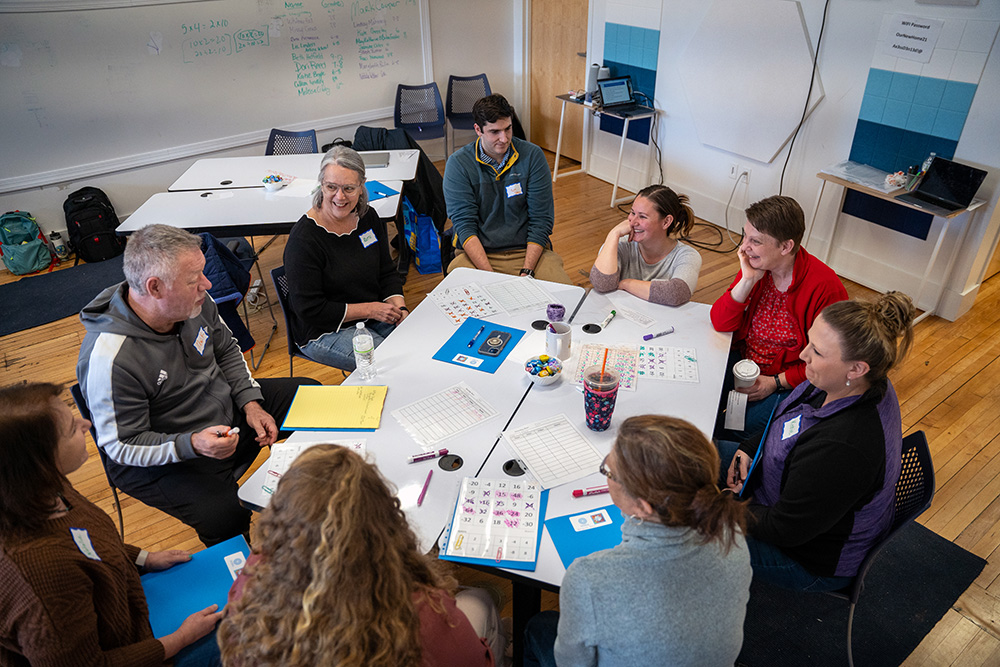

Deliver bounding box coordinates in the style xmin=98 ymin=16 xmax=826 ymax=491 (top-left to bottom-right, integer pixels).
xmin=525 ymin=355 xmax=563 ymax=385
xmin=262 ymin=175 xmax=285 ymax=192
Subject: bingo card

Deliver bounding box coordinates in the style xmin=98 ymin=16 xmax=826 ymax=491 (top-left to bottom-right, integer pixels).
xmin=441 ymin=477 xmax=546 ymax=570
xmin=636 ymin=345 xmax=700 ymax=382
xmin=430 ymin=283 xmax=502 ymax=325
xmin=572 ymin=343 xmax=639 ymax=392
xmin=263 ymin=439 xmax=366 ymax=495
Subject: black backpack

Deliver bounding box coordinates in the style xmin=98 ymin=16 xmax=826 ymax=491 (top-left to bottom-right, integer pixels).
xmin=64 ymin=186 xmax=126 ymax=263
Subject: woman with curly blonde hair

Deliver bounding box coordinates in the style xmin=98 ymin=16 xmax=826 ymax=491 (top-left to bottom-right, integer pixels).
xmin=218 ymin=445 xmax=498 ymax=667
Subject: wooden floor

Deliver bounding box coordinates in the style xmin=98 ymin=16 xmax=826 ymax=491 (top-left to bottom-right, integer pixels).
xmin=2 ymin=156 xmax=1000 ymax=664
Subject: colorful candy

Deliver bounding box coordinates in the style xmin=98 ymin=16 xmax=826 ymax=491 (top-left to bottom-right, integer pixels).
xmin=525 ymin=355 xmax=563 ymax=381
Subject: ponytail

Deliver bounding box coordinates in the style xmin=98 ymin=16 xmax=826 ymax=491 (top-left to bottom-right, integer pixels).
xmin=636 ymin=185 xmax=696 ymax=238
xmin=615 ymin=416 xmax=747 ymax=553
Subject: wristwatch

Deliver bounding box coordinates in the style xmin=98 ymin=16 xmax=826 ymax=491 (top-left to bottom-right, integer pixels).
xmin=519 ymin=268 xmax=535 ymax=277
xmin=773 ymin=375 xmax=783 ymax=391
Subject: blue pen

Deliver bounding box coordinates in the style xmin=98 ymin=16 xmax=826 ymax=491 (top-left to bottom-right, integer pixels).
xmin=467 ymin=324 xmax=485 ymax=348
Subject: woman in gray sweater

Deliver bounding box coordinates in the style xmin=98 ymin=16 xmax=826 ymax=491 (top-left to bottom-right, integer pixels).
xmin=524 ymin=415 xmax=752 ymax=667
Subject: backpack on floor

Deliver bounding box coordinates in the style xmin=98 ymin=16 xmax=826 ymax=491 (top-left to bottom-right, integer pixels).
xmin=0 ymin=210 xmax=56 ymax=275
xmin=64 ymin=186 xmax=125 ymax=263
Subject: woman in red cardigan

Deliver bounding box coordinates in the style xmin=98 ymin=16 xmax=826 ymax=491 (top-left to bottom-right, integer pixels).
xmin=711 ymin=196 xmax=848 ymax=439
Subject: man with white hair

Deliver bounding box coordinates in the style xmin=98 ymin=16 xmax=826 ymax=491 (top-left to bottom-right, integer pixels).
xmin=77 ymin=224 xmax=318 ymax=546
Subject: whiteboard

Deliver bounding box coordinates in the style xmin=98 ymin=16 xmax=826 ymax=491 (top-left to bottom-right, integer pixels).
xmin=0 ymin=0 xmax=431 ymax=192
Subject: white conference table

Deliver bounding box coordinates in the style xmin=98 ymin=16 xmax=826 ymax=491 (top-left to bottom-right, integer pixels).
xmin=238 ymin=268 xmax=587 ymax=553
xmin=237 ymin=269 xmax=731 ymax=664
xmin=168 ymin=149 xmax=420 ymax=191
xmin=117 ymin=179 xmax=403 ymax=237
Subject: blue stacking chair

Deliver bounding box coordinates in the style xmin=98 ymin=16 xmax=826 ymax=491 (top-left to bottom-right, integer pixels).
xmin=394 ymin=83 xmax=447 ymax=158
xmin=265 ymin=128 xmax=318 ymax=156
xmin=446 ymin=74 xmax=491 ymax=155
xmin=271 ymin=266 xmax=349 ymax=377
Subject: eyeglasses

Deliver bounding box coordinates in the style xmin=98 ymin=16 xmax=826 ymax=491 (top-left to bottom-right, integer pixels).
xmin=322 ymin=182 xmax=360 ymax=195
xmin=599 ymin=455 xmax=616 ymax=482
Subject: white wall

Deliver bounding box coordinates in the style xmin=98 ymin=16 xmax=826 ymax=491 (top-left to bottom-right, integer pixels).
xmin=587 ymin=0 xmax=1000 ymax=320
xmin=0 ymin=0 xmax=520 ymax=243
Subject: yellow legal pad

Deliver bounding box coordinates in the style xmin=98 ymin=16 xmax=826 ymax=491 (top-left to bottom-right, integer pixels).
xmin=280 ymin=385 xmax=388 ymax=431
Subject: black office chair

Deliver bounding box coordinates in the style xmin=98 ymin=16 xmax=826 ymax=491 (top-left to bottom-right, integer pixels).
xmin=271 ymin=265 xmax=349 ymax=377
xmin=823 ymin=430 xmax=936 ymax=667
xmin=446 ymin=73 xmax=491 ymax=155
xmin=265 ymin=128 xmax=318 ymax=156
xmin=70 ymin=383 xmax=125 ymax=540
xmin=394 ymin=83 xmax=447 ymax=158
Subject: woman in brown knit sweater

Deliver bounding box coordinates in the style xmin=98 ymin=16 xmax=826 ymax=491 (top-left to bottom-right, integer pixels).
xmin=0 ymin=383 xmax=221 ymax=666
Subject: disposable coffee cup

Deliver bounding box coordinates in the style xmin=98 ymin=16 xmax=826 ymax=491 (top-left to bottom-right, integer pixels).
xmin=545 ymin=322 xmax=572 ymax=360
xmin=733 ymin=359 xmax=760 ymax=389
xmin=583 ymin=365 xmax=620 ymax=432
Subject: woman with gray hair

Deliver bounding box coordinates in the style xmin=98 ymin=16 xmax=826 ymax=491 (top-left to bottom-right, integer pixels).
xmin=284 ymin=146 xmax=407 ymax=371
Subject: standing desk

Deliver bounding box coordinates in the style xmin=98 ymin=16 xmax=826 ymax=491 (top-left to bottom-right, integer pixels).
xmin=807 ymin=166 xmax=986 ymax=324
xmin=238 ymin=272 xmax=732 ymax=665
xmin=551 ymin=94 xmax=657 ymax=208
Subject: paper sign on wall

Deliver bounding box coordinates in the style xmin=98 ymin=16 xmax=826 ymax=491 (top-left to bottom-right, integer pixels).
xmin=881 ymin=14 xmax=944 ymax=63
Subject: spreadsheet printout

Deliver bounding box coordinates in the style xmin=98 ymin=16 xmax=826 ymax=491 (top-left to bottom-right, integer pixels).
xmin=392 ymin=382 xmax=499 ymax=448
xmin=503 ymin=414 xmax=603 ymax=489
xmin=483 ymin=278 xmax=554 ymax=314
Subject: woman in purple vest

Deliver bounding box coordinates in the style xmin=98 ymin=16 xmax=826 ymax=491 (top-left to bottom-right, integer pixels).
xmin=718 ymin=292 xmax=914 ymax=591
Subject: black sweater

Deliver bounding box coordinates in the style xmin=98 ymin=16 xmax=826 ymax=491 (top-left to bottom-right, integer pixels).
xmin=283 ymin=209 xmax=403 ymax=347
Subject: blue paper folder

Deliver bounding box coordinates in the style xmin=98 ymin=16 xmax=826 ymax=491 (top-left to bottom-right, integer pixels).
xmin=545 ymin=504 xmax=624 ymax=569
xmin=365 ymin=180 xmax=398 ymax=201
xmin=140 ymin=535 xmax=250 ymax=636
xmin=431 ymin=316 xmax=525 ymax=374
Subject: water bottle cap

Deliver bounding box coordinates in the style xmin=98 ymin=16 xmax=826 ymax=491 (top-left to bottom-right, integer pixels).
xmin=356 ymin=322 xmax=364 ymax=329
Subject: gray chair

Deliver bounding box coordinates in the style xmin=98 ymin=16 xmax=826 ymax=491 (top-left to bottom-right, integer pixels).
xmin=70 ymin=383 xmax=125 ymax=540
xmin=824 ymin=430 xmax=936 ymax=667
xmin=446 ymin=73 xmax=491 ymax=155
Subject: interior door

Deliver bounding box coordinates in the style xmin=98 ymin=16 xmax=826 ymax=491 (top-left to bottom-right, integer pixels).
xmin=529 ymin=0 xmax=588 ymax=162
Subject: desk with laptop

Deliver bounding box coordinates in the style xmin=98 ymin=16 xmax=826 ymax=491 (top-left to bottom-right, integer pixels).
xmin=809 ymin=156 xmax=988 ymax=324
xmin=552 ymin=74 xmax=658 ymax=208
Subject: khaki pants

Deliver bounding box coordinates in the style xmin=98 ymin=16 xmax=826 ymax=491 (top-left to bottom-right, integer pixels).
xmin=448 ymin=247 xmax=574 ymax=285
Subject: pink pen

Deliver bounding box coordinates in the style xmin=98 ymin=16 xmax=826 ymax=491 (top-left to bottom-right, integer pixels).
xmin=408 ymin=448 xmax=448 ymax=464
xmin=417 ymin=470 xmax=433 ymax=507
xmin=572 ymin=485 xmax=610 ymax=498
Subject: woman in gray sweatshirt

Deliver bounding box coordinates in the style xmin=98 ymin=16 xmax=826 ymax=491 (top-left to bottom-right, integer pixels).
xmin=525 ymin=415 xmax=752 ymax=667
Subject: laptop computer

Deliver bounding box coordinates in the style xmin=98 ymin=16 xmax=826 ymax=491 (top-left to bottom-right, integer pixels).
xmin=894 ymin=157 xmax=987 ymax=217
xmin=361 ymin=151 xmax=390 ymax=169
xmin=597 ymin=76 xmax=643 ymax=117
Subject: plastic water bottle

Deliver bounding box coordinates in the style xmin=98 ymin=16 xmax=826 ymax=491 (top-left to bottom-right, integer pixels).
xmin=922 ymin=152 xmax=936 ymax=172
xmin=352 ymin=322 xmax=377 ymax=380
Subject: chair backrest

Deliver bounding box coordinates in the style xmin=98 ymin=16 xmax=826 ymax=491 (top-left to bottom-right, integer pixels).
xmin=270 ymin=265 xmax=305 ymax=362
xmin=394 ymin=83 xmax=446 ymax=129
xmin=69 ymin=384 xmax=114 ymax=486
xmin=446 ymin=74 xmax=492 ymax=119
xmin=266 ymin=128 xmax=319 ymax=156
xmin=845 ymin=430 xmax=935 ymax=604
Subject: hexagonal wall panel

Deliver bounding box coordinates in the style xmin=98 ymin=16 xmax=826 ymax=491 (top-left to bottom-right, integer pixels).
xmin=678 ymin=0 xmax=824 ymax=163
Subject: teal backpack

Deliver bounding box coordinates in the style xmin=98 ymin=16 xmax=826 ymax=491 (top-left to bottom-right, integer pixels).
xmin=0 ymin=210 xmax=56 ymax=275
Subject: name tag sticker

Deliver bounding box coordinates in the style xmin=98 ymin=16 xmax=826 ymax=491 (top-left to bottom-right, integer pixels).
xmin=782 ymin=415 xmax=801 ymax=440
xmin=70 ymin=528 xmax=102 ymax=561
xmin=193 ymin=326 xmax=209 ymax=356
xmin=506 ymin=182 xmax=523 ymax=198
xmin=359 ymin=230 xmax=377 ymax=248
xmin=570 ymin=509 xmax=613 ymax=532
xmin=452 ymin=353 xmax=483 ymax=368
